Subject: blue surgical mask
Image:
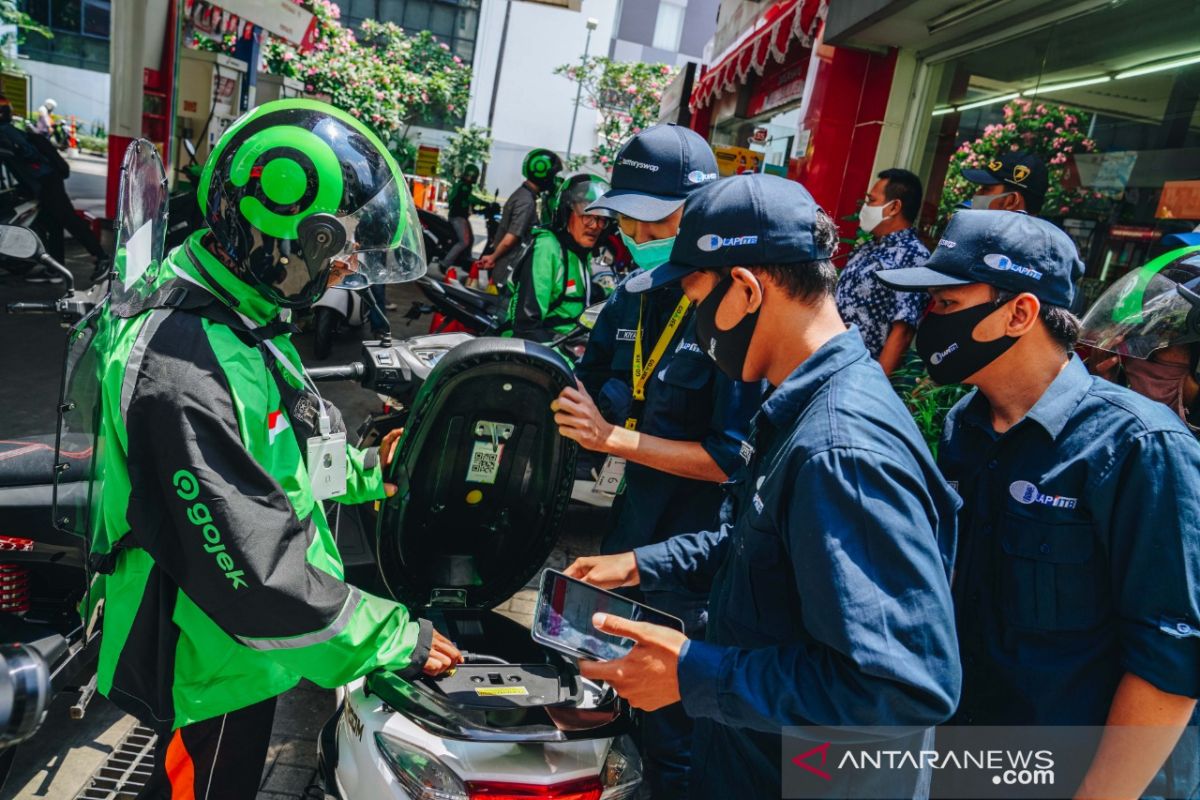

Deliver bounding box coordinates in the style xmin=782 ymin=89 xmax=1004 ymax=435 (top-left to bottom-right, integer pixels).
xmin=619 ymin=231 xmax=675 ymax=271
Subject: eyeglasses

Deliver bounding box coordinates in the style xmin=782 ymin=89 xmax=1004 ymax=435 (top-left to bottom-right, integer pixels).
xmin=579 ymin=214 xmax=609 ymax=231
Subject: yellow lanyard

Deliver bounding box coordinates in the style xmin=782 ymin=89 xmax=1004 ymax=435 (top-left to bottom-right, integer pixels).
xmin=627 ymin=294 xmax=692 ymax=431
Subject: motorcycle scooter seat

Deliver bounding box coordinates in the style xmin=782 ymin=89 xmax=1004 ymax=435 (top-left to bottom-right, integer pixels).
xmin=366 ymin=337 xmax=629 ymax=740
xmin=0 ymin=435 xmax=91 ymax=487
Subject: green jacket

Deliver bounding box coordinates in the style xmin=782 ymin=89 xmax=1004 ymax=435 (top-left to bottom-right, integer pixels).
xmin=504 ymin=228 xmax=594 ymax=343
xmin=93 ymin=231 xmax=429 ymax=730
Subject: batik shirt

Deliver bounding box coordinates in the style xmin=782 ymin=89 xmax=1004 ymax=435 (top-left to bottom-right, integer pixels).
xmin=834 ymin=227 xmax=930 ymax=357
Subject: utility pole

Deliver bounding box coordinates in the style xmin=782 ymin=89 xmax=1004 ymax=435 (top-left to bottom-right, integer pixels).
xmin=566 ymin=17 xmax=599 ymax=160
xmin=482 ymin=0 xmax=514 ymax=188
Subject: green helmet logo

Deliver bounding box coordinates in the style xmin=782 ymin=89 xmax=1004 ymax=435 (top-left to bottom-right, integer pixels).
xmin=522 ymin=148 xmax=563 ymax=187
xmin=197 ymin=99 xmax=425 ymax=308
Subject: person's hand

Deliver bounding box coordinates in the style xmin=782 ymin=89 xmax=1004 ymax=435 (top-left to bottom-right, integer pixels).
xmin=478 ymin=253 xmax=497 ymax=270
xmin=564 ymin=552 xmax=639 ymax=589
xmin=578 ymin=614 xmax=687 ymax=711
xmin=379 ymin=427 xmax=403 ymax=497
xmin=422 ymin=628 xmax=463 ymax=676
xmin=551 ymin=381 xmax=616 ymax=452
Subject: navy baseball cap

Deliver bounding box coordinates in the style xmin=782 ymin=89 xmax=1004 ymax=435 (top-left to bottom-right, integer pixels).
xmin=624 ymin=173 xmax=833 ymax=294
xmin=962 ymin=151 xmax=1048 ymax=213
xmin=586 ymin=124 xmax=719 ymax=222
xmin=875 ymin=210 xmax=1084 ymax=308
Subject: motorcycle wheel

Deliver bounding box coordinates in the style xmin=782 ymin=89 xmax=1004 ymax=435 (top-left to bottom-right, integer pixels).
xmin=313 ymin=307 xmax=339 ymax=360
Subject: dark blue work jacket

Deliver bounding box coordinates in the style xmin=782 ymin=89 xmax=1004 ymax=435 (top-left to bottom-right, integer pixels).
xmin=634 ymin=330 xmax=962 ymax=799
xmin=575 ymin=272 xmax=761 ymax=556
xmin=940 ymin=355 xmax=1200 ymax=798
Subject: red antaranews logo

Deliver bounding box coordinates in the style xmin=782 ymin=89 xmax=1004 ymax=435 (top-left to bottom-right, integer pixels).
xmin=792 ymin=741 xmax=833 ymax=781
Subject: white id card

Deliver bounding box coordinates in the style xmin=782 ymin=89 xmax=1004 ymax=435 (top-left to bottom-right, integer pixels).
xmin=593 ymin=455 xmax=626 ymax=496
xmin=307 ymin=433 xmax=348 ymax=501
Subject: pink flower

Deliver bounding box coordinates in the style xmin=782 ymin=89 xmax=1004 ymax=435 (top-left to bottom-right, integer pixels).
xmin=350 ymin=108 xmax=361 ymax=117
xmin=439 ymin=42 xmax=449 ymax=50
xmin=599 ymin=155 xmax=609 ymax=164
xmin=625 ymin=86 xmax=637 ymax=94
xmin=1045 ymin=122 xmax=1055 ymax=129
xmin=453 ymin=56 xmax=462 ymax=64
xmin=1036 ymin=104 xmax=1047 ymax=114
xmin=306 ymin=83 xmax=314 ymax=92
xmin=282 ymin=50 xmax=294 ymax=61
xmin=371 ymin=113 xmax=382 ymax=123
xmin=660 ymin=65 xmax=670 ymax=75
xmin=1059 ymin=205 xmax=1069 ymax=214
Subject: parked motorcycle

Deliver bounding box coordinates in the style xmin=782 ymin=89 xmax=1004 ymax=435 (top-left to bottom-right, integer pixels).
xmin=0 ymin=148 xmax=42 ymax=277
xmin=306 ymin=332 xmax=640 ymax=800
xmin=0 ymin=225 xmax=107 ymax=792
xmin=312 ymin=278 xmax=377 ymax=360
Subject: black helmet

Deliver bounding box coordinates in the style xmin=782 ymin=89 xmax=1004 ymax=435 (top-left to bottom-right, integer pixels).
xmin=522 ymin=148 xmax=564 ymax=190
xmin=197 ymin=99 xmax=426 ymax=309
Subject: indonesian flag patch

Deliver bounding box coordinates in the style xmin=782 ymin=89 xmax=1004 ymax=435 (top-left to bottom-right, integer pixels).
xmin=267 ymin=409 xmax=290 ymax=444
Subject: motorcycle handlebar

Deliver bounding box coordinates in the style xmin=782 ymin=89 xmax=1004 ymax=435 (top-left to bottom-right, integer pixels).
xmin=6 ymin=301 xmax=57 ymax=314
xmin=307 ymin=363 xmax=366 ymax=382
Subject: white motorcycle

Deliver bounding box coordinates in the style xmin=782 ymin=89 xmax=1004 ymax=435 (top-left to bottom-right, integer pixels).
xmin=312 ymin=336 xmax=642 ymax=800
xmin=312 ymin=278 xmax=374 ymax=360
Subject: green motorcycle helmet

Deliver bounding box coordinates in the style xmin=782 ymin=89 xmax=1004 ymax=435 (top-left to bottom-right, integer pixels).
xmin=552 ymin=173 xmax=613 ymax=230
xmin=522 ymin=148 xmax=564 ymax=190
xmin=197 ymin=99 xmax=426 ymax=309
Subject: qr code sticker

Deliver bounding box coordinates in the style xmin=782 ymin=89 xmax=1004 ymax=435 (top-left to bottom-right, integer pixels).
xmin=466 ymin=441 xmax=504 ymax=484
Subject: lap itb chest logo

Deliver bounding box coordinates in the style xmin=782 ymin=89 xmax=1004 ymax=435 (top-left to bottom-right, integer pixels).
xmin=1010 ymin=480 xmax=1077 ymax=510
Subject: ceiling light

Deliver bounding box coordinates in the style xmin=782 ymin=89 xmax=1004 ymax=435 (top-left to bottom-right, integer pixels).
xmin=931 ymin=107 xmax=954 ymax=117
xmin=956 ymin=92 xmax=1021 ymax=112
xmin=1024 ymin=75 xmax=1111 ymax=96
xmin=927 ymin=0 xmax=1014 ymax=35
xmin=1115 ymin=53 xmax=1200 ymax=80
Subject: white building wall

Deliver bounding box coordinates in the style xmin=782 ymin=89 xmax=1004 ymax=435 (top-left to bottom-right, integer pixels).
xmin=19 ymin=59 xmax=110 ymax=135
xmin=467 ymin=0 xmax=618 ymax=197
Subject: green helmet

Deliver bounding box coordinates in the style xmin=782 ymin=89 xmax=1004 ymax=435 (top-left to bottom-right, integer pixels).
xmin=552 ymin=173 xmax=613 ymax=230
xmin=461 ymin=163 xmax=480 ymax=181
xmin=197 ymin=99 xmax=426 ymax=308
xmin=522 ymin=148 xmax=564 ymax=190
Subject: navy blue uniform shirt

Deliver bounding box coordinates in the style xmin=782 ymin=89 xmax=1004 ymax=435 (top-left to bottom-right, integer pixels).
xmin=634 ymin=330 xmax=962 ymax=799
xmin=940 ymin=355 xmax=1200 ymax=796
xmin=575 ymin=271 xmax=761 ymax=560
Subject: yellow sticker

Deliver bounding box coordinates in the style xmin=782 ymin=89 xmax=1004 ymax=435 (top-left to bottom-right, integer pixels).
xmin=474 ymin=686 xmax=529 ymax=696
xmin=465 ymin=489 xmax=483 ymax=505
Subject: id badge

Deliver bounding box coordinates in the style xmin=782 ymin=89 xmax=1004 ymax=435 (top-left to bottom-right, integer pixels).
xmin=593 ymin=455 xmax=626 ymax=496
xmin=307 ymin=432 xmax=348 ymax=501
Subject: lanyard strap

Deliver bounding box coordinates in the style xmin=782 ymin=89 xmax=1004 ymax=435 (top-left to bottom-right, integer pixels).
xmin=627 ymin=294 xmax=692 ymax=431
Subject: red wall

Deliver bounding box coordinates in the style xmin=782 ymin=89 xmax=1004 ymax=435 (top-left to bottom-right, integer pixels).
xmin=793 ymin=44 xmax=899 ymax=260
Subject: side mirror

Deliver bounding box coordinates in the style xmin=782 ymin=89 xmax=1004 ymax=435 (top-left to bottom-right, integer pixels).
xmin=579 ymin=301 xmax=605 ymax=331
xmin=0 ymin=225 xmax=44 ymax=262
xmin=183 ymin=138 xmax=197 ymax=159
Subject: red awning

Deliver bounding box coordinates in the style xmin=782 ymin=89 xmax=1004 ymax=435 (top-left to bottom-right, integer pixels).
xmin=690 ymin=0 xmax=826 ymax=111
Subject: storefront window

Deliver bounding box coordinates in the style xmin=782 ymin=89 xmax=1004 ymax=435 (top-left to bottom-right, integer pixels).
xmin=915 ymin=0 xmax=1200 ymax=302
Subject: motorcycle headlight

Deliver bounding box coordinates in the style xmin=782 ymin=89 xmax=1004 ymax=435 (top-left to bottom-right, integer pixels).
xmin=600 ymin=735 xmax=642 ymax=800
xmin=375 ymin=732 xmax=469 ymax=800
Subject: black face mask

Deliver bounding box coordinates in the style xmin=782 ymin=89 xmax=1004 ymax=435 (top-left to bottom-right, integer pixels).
xmin=916 ymin=299 xmax=1020 ymax=385
xmin=694 ymin=275 xmax=761 ymax=381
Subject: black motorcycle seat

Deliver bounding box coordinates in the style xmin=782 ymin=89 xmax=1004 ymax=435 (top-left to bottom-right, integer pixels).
xmin=0 ymin=435 xmax=91 ymax=487
xmin=423 ymin=277 xmax=506 ymax=314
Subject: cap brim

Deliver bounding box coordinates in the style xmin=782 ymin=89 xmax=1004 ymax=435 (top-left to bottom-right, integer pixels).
xmin=874 ymin=266 xmax=972 ymax=291
xmin=961 ymin=168 xmax=1003 ymax=185
xmin=587 ymin=189 xmax=686 ymax=221
xmin=623 ymin=260 xmax=698 ymax=294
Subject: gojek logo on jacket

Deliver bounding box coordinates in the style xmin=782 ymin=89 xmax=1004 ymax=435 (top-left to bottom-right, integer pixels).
xmin=173 ymin=469 xmax=248 ymax=589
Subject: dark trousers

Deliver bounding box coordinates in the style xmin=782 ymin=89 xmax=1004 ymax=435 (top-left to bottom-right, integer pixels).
xmin=137 ymin=695 xmax=277 ymax=800
xmin=36 ymin=176 xmax=106 ymax=263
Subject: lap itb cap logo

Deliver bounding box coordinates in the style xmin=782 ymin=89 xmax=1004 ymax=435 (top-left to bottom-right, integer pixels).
xmin=1010 ymin=480 xmax=1078 ymax=510
xmin=983 ymin=253 xmax=1043 ymax=281
xmin=687 ymin=169 xmax=717 ymax=185
xmin=697 ymin=234 xmax=759 ymax=252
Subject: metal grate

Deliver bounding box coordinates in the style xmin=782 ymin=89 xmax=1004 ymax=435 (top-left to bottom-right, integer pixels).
xmin=75 ymin=725 xmax=156 ymax=800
